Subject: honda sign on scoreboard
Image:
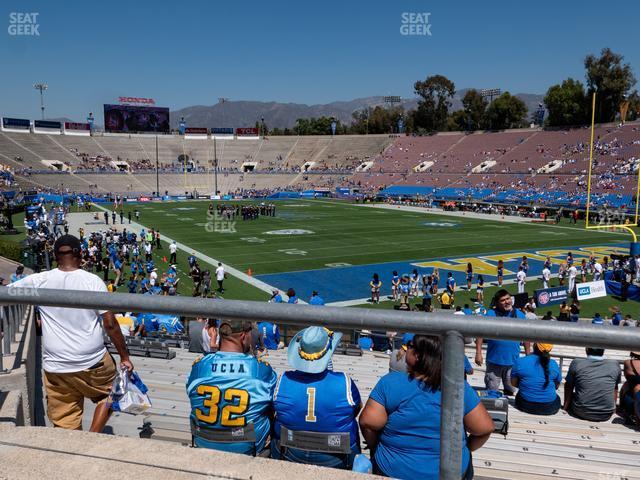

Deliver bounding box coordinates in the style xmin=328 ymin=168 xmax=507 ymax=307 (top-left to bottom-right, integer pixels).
xmin=576 ymin=280 xmax=607 ymax=301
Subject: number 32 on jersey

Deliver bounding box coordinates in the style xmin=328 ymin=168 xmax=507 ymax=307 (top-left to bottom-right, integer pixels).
xmin=195 ymin=385 xmax=249 ymax=427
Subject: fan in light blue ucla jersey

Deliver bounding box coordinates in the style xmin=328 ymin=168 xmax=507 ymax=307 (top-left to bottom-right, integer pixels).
xmin=187 ymin=319 xmax=277 ymax=455
xmin=272 ymin=326 xmax=362 ymax=469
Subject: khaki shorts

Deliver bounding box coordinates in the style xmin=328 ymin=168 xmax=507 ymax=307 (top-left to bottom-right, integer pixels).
xmin=44 ymin=352 xmax=117 ymax=430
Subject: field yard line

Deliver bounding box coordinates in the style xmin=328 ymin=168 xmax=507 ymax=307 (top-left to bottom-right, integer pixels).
xmin=227 ymin=237 xmax=625 ymax=268
xmin=309 ymin=200 xmax=632 ymax=238
xmin=92 ymin=205 xmax=296 ymax=301
xmin=251 ymin=240 xmax=624 ymax=277
xmin=194 ymin=223 xmax=584 ymax=253
xmin=358 ymin=203 xmax=632 ymax=236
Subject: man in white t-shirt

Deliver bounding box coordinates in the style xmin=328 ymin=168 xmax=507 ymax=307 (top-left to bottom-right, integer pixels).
xmin=144 ymin=242 xmax=152 ymax=261
xmin=215 ymin=262 xmax=226 ymax=293
xmin=169 ymin=241 xmax=177 ymax=264
xmin=542 ymin=266 xmax=551 ymax=289
xmin=9 ymin=235 xmax=133 ymax=432
xmin=149 ymin=267 xmax=158 ymax=286
xmin=516 ymin=266 xmax=527 ymax=294
xmin=568 ymin=264 xmax=578 ymax=295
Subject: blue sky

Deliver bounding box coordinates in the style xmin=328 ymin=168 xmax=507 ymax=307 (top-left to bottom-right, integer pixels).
xmin=1 ymin=0 xmax=638 ymax=121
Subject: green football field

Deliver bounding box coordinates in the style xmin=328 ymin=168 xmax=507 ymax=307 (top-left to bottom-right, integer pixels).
xmin=105 ymin=199 xmax=640 ymax=319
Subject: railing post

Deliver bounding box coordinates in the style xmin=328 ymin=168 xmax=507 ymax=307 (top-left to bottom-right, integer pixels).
xmin=440 ymin=330 xmax=465 ymax=480
xmin=0 ymin=308 xmax=4 ymax=372
xmin=11 ymin=305 xmax=19 ymax=340
xmin=2 ymin=306 xmax=11 ymax=356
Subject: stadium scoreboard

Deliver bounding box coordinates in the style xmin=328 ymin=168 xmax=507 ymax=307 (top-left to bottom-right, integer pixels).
xmin=103 ymin=104 xmax=170 ymax=133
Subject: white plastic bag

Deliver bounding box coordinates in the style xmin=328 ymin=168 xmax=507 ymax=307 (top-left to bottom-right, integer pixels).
xmin=108 ymin=368 xmax=152 ymax=415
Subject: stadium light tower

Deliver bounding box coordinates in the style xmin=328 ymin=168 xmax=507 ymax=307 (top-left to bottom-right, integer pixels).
xmin=480 ymin=88 xmax=501 ymax=130
xmin=213 ymin=136 xmax=218 ymax=197
xmin=34 ymin=83 xmax=48 ymax=120
xmin=383 ymin=96 xmax=401 ymax=133
xmin=218 ymin=97 xmax=229 ymax=127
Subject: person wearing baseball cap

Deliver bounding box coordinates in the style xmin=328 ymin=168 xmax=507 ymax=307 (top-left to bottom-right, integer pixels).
xmin=187 ymin=318 xmax=277 ymax=455
xmin=271 ymin=326 xmax=362 ymax=469
xmin=9 ymin=234 xmax=133 ymax=432
xmin=511 ymin=343 xmax=562 ymax=415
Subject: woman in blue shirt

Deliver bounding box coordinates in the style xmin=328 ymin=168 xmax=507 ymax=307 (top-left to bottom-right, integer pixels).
xmin=511 ymin=343 xmax=562 ymax=415
xmin=286 ymin=288 xmax=299 ymax=304
xmin=359 ymin=335 xmax=494 ymax=480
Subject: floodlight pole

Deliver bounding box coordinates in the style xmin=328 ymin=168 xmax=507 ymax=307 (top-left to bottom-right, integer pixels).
xmin=34 ymin=83 xmax=48 ymax=120
xmin=213 ymin=135 xmax=218 ymax=196
xmin=384 ymin=96 xmax=402 ymax=133
xmin=155 ymin=135 xmax=160 ymax=196
xmin=480 ymin=88 xmax=501 ymax=131
xmin=585 ymin=91 xmax=597 ymax=229
xmin=218 ymin=97 xmax=229 ymax=128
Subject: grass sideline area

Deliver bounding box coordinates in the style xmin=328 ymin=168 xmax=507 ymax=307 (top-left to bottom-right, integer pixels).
xmin=0 ymin=226 xmax=26 ymax=263
xmin=354 ymin=277 xmax=640 ymax=320
xmin=100 ymin=199 xmax=640 ymax=315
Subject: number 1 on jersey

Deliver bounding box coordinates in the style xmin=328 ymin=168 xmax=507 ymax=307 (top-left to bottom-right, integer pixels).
xmin=305 ymin=387 xmax=317 ymax=422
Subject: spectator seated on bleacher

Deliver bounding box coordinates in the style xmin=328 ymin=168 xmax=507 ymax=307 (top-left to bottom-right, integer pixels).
xmin=271 ymin=326 xmax=362 ymax=469
xmin=188 ymin=318 xmax=206 ymax=354
xmin=511 ymin=343 xmax=562 ymax=415
xmin=202 ymin=318 xmax=219 ymax=354
xmin=619 ymin=350 xmax=640 ymax=424
xmin=359 ymin=335 xmax=494 ymax=480
xmin=187 ymin=319 xmax=277 ymax=455
xmin=563 ymin=348 xmax=621 ymax=422
xmin=358 ymin=330 xmax=374 ymax=351
xmin=390 ymin=333 xmax=474 ymax=377
xmin=115 ymin=313 xmax=135 ymax=337
xmin=257 ymin=321 xmax=282 ymax=350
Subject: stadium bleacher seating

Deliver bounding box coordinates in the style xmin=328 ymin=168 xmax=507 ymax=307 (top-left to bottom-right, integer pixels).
xmin=82 ymin=342 xmax=639 ymax=480
xmin=3 ymin=123 xmax=637 ymax=199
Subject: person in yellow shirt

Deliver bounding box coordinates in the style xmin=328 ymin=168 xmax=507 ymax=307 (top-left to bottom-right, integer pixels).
xmin=439 ymin=291 xmax=453 ymax=310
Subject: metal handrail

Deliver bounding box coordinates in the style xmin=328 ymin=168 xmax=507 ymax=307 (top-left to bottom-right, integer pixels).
xmin=1 ymin=303 xmax=27 ymax=372
xmin=2 ymin=286 xmax=640 ymax=479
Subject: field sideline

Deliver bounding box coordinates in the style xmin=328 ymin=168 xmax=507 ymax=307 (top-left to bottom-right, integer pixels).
xmin=100 ymin=199 xmax=640 ymax=316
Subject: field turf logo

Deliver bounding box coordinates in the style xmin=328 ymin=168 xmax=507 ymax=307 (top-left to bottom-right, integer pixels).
xmin=264 ymin=229 xmax=314 ymax=235
xmin=423 ymin=222 xmax=458 ymax=227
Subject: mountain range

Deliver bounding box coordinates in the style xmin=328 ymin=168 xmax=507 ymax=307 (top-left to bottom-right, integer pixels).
xmin=170 ymin=90 xmax=544 ymax=130
xmin=46 ymin=90 xmax=543 ymax=129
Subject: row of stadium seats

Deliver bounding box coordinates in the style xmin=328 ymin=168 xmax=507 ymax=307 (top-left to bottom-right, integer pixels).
xmin=1 ymin=131 xmax=392 ymax=174
xmin=82 ymin=344 xmax=640 ymax=480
